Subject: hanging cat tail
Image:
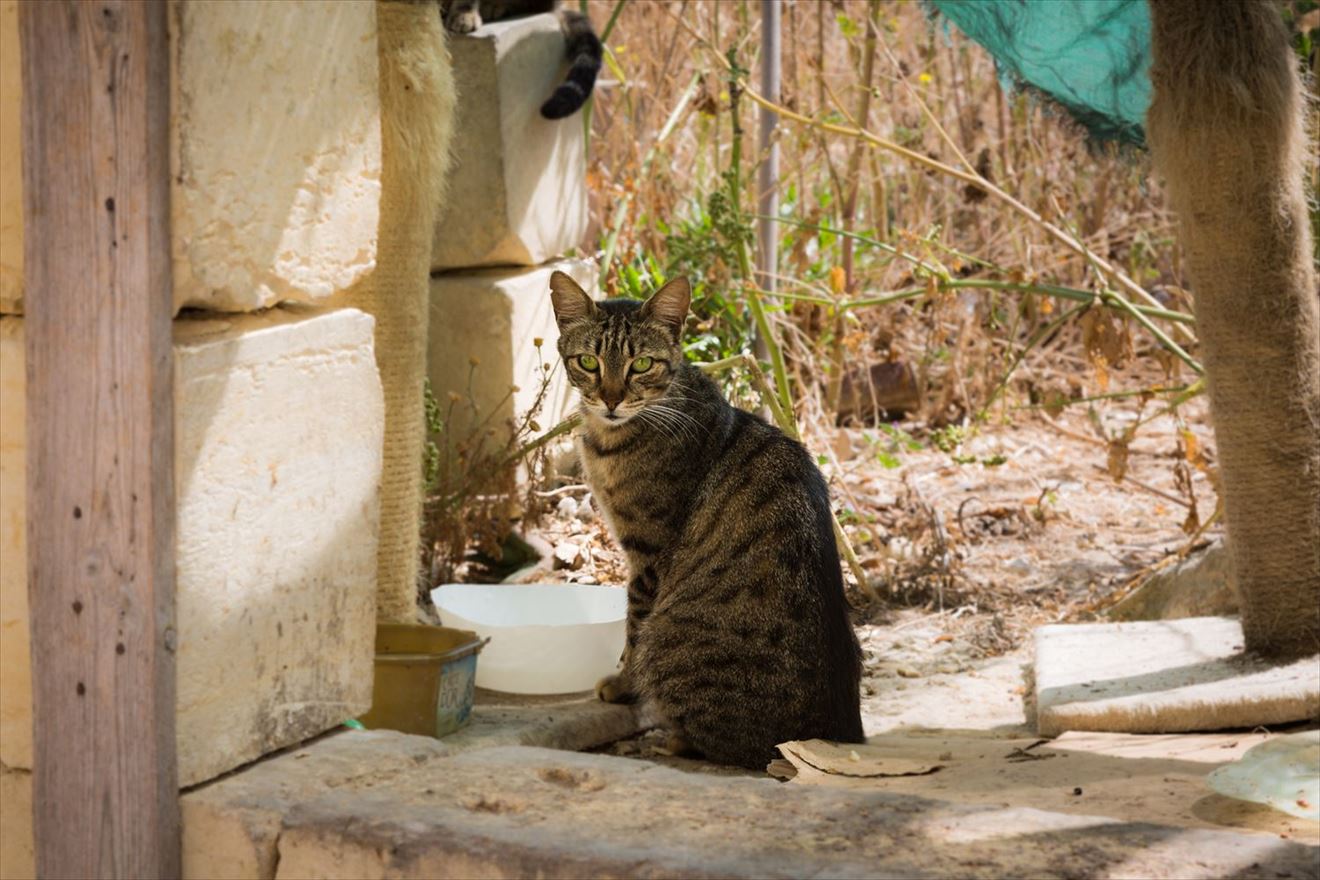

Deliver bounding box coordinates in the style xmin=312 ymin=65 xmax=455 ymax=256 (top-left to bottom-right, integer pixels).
xmin=540 ymin=10 xmax=602 ymax=119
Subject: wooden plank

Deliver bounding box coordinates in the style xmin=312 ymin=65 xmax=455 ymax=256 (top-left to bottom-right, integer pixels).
xmin=19 ymin=2 xmax=178 ymax=877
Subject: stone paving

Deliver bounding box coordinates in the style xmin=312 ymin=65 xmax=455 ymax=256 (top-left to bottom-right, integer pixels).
xmin=178 ymin=690 xmax=1319 ymax=880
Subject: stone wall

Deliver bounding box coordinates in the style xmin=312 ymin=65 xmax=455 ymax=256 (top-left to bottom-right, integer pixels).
xmin=431 ymin=14 xmax=588 ymax=270
xmin=0 ymin=0 xmax=392 ymax=809
xmin=169 ymin=1 xmax=382 ymax=313
xmin=0 ymin=1 xmax=20 ymax=314
xmin=428 ymin=13 xmax=597 ymax=457
xmin=0 ymin=3 xmax=596 ymax=874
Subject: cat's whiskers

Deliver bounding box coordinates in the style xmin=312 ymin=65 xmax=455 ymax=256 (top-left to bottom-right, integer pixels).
xmin=633 ymin=409 xmax=684 ymax=445
xmin=638 ymin=405 xmax=702 ymax=443
xmin=634 ymin=406 xmax=693 ymax=443
xmin=644 ymin=403 xmax=708 ymax=441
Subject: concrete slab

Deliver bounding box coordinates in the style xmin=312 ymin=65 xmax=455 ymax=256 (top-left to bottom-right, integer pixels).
xmin=181 ymin=730 xmax=449 ymax=880
xmin=181 ymin=691 xmax=641 ymax=877
xmin=1035 ymin=617 xmax=1320 ymax=737
xmin=773 ymin=730 xmax=1319 ymax=842
xmin=182 ymin=733 xmax=1319 ymax=880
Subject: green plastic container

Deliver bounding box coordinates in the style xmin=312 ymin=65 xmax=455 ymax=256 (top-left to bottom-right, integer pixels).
xmin=357 ymin=624 xmax=487 ymax=738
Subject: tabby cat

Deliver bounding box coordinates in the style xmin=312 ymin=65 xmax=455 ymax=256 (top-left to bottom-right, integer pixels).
xmin=549 ymin=272 xmax=865 ymax=769
xmin=440 ymin=0 xmax=602 ymax=118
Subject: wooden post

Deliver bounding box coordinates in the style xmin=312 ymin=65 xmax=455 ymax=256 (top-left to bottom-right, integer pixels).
xmin=20 ymin=2 xmax=178 ymax=877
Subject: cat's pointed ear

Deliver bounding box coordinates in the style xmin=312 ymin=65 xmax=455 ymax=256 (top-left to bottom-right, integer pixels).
xmin=641 ymin=276 xmax=691 ymax=341
xmin=549 ymin=271 xmax=596 ymax=329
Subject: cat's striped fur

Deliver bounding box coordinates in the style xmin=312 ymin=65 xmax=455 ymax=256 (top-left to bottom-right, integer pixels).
xmin=550 ymin=272 xmax=865 ymax=769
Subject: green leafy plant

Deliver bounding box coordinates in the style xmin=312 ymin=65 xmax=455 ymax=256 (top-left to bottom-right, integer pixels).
xmin=419 ymin=342 xmax=557 ymax=589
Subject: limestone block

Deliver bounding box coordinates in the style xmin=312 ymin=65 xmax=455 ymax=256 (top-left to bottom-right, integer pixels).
xmin=170 ymin=1 xmax=381 ymax=312
xmin=0 ymin=308 xmax=384 ymax=787
xmin=0 ymin=320 xmax=26 ymax=770
xmin=432 ymin=14 xmax=588 ymax=270
xmin=1108 ymin=537 xmax=1238 ymax=620
xmin=0 ymin=1 xmax=21 ymax=314
xmin=0 ymin=765 xmax=32 ymax=880
xmin=174 ymin=308 xmax=383 ymax=784
xmin=428 ymin=260 xmax=594 ymax=447
xmin=182 ymin=730 xmax=449 ymax=880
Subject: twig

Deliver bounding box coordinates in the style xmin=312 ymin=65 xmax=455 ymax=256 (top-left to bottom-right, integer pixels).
xmin=1051 ymin=199 xmax=1202 ymax=374
xmin=724 ymin=52 xmax=795 ymax=422
xmin=599 ymin=70 xmax=702 ymax=276
xmin=699 ymin=354 xmax=794 ymax=437
xmin=668 ymin=8 xmax=1198 ymax=346
xmin=1090 ymin=464 xmax=1194 ymax=509
xmin=981 ymin=302 xmax=1091 ymax=418
xmin=504 ymin=414 xmax=582 ymax=469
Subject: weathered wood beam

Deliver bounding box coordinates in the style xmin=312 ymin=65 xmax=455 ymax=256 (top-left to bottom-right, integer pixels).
xmin=19 ymin=2 xmax=178 ymax=876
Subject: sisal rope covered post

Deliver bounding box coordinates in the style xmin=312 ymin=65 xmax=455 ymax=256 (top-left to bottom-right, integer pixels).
xmin=359 ymin=2 xmax=455 ymax=622
xmin=1146 ymin=0 xmax=1319 ymax=660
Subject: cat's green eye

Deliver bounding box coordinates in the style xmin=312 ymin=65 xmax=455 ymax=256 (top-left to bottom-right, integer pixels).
xmin=630 ymin=356 xmax=653 ymax=373
xmin=577 ymin=354 xmax=599 ymax=371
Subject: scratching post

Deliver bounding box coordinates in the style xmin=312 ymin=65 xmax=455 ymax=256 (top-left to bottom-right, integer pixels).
xmin=1146 ymin=0 xmax=1319 ymax=660
xmin=360 ymin=2 xmax=455 ymax=622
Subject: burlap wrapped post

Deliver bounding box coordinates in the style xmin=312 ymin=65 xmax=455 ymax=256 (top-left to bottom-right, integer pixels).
xmin=357 ymin=2 xmax=455 ymax=623
xmin=1147 ymin=0 xmax=1319 ymax=660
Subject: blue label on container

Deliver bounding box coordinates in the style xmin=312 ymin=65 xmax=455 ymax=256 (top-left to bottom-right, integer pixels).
xmin=437 ymin=653 xmax=478 ymax=733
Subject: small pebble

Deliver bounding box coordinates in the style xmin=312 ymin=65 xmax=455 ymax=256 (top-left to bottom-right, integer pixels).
xmin=1072 ymin=787 xmax=1083 ymax=796
xmin=896 ymin=666 xmax=921 ymax=679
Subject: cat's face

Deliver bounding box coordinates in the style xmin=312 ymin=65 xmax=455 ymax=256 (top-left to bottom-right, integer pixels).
xmin=549 ymin=272 xmax=691 ymax=428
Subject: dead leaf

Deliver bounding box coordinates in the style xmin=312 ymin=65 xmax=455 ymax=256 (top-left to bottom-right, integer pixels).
xmin=1181 ymin=429 xmax=1198 ymax=462
xmin=1181 ymin=505 xmax=1201 ymax=536
xmin=693 ymin=74 xmax=720 ymax=115
xmin=1106 ymin=439 xmax=1130 ymax=482
xmin=829 ymin=266 xmax=847 ymax=296
xmin=1081 ymin=309 xmax=1132 ymax=383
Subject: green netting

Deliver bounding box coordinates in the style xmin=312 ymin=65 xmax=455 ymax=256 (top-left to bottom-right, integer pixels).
xmin=930 ymin=0 xmax=1152 ymax=148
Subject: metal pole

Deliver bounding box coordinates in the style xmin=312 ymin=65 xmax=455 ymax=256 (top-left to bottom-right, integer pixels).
xmin=755 ymin=0 xmax=781 ymax=365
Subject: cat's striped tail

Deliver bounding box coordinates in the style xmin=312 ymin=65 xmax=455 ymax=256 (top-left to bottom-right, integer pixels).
xmin=540 ymin=10 xmax=601 ymax=119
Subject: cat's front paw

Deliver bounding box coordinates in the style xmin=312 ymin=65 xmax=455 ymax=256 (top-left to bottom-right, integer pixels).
xmin=655 ymin=731 xmax=701 ymax=758
xmin=595 ymin=673 xmax=636 ymax=704
xmin=445 ymin=9 xmax=481 ymax=33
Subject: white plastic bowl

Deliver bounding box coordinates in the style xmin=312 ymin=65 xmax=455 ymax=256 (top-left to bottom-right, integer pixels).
xmin=431 ymin=583 xmax=626 ymax=694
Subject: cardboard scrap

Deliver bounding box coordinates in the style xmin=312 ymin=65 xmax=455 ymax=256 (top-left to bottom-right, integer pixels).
xmin=773 ymin=739 xmax=943 ymax=786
